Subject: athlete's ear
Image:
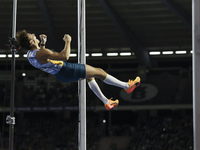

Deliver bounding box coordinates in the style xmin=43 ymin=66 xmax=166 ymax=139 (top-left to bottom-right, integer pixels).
xmin=29 ymin=40 xmax=34 ymax=44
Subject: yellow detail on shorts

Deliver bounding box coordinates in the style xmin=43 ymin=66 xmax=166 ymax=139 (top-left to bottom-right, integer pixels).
xmin=49 ymin=60 xmax=64 ymax=66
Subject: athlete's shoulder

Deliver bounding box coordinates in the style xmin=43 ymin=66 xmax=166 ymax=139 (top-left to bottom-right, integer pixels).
xmin=27 ymin=49 xmax=39 ymax=57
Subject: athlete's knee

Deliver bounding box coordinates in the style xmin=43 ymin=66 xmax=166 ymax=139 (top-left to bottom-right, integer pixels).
xmin=95 ymin=68 xmax=107 ymax=80
xmin=87 ymin=77 xmax=94 ymax=83
xmin=94 ymin=67 xmax=103 ymax=74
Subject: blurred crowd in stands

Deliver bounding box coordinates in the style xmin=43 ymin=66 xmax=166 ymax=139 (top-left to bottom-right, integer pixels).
xmin=0 ymin=71 xmax=193 ymax=150
xmin=0 ymin=71 xmax=100 ymax=108
xmin=0 ymin=110 xmax=192 ymax=150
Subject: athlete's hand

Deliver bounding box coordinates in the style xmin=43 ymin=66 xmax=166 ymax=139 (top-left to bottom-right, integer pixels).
xmin=39 ymin=34 xmax=47 ymax=44
xmin=63 ymin=34 xmax=71 ymax=42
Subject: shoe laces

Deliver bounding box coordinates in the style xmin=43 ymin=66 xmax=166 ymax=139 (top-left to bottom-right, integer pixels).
xmin=109 ymin=97 xmax=113 ymax=101
xmin=129 ymin=79 xmax=133 ymax=83
xmin=109 ymin=98 xmax=118 ymax=105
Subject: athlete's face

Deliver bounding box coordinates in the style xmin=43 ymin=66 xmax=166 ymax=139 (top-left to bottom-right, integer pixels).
xmin=27 ymin=33 xmax=40 ymax=44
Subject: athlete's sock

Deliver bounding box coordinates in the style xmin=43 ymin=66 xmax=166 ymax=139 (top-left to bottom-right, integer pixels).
xmin=88 ymin=79 xmax=109 ymax=104
xmin=103 ymin=74 xmax=129 ymax=89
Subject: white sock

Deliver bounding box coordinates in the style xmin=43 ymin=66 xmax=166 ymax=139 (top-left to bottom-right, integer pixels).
xmin=88 ymin=79 xmax=109 ymax=104
xmin=103 ymin=74 xmax=129 ymax=89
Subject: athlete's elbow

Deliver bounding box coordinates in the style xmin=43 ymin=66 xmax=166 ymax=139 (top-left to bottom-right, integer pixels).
xmin=64 ymin=55 xmax=70 ymax=61
xmin=60 ymin=52 xmax=70 ymax=60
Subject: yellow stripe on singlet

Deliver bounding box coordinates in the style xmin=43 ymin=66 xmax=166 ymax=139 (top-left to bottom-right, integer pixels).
xmin=49 ymin=60 xmax=64 ymax=66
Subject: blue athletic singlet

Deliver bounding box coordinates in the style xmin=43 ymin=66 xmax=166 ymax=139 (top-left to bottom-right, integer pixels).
xmin=27 ymin=49 xmax=63 ymax=75
xmin=27 ymin=49 xmax=86 ymax=82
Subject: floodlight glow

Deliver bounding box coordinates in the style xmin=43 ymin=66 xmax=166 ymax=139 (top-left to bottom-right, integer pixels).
xmin=8 ymin=54 xmax=19 ymax=58
xmin=175 ymin=51 xmax=187 ymax=54
xmin=149 ymin=51 xmax=161 ymax=55
xmin=107 ymin=53 xmax=118 ymax=56
xmin=91 ymin=53 xmax=103 ymax=57
xmin=162 ymin=51 xmax=173 ymax=55
xmin=120 ymin=52 xmax=131 ymax=56
xmin=0 ymin=54 xmax=6 ymax=58
xmin=22 ymin=73 xmax=26 ymax=77
xmin=70 ymin=53 xmax=77 ymax=57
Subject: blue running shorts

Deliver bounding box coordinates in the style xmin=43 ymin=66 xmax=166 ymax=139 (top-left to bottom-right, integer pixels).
xmin=54 ymin=62 xmax=86 ymax=82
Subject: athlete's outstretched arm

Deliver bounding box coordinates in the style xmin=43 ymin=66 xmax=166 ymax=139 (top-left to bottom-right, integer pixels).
xmin=36 ymin=34 xmax=72 ymax=61
xmin=61 ymin=34 xmax=71 ymax=60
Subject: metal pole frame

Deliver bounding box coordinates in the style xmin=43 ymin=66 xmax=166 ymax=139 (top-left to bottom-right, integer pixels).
xmin=6 ymin=0 xmax=17 ymax=150
xmin=192 ymin=0 xmax=200 ymax=150
xmin=77 ymin=0 xmax=86 ymax=150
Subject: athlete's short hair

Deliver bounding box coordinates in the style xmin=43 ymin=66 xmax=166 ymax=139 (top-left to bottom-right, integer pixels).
xmin=16 ymin=30 xmax=31 ymax=50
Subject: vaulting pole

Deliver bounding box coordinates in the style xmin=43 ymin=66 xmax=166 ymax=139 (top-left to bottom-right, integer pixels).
xmin=77 ymin=0 xmax=86 ymax=149
xmin=6 ymin=0 xmax=17 ymax=150
xmin=192 ymin=0 xmax=200 ymax=150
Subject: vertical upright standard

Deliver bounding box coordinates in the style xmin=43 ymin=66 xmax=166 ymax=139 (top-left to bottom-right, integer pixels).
xmin=6 ymin=0 xmax=17 ymax=150
xmin=192 ymin=0 xmax=200 ymax=150
xmin=77 ymin=0 xmax=86 ymax=150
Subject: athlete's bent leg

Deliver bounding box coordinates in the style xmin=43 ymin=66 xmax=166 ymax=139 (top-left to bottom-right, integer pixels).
xmin=87 ymin=77 xmax=119 ymax=110
xmin=85 ymin=64 xmax=129 ymax=89
xmin=85 ymin=64 xmax=141 ymax=93
xmin=85 ymin=64 xmax=140 ymax=110
xmin=87 ymin=77 xmax=109 ymax=104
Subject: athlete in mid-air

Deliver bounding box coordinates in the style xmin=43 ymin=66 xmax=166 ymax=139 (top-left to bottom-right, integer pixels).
xmin=16 ymin=30 xmax=140 ymax=110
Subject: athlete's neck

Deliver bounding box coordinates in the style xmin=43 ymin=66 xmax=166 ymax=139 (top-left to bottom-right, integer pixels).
xmin=30 ymin=45 xmax=40 ymax=50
